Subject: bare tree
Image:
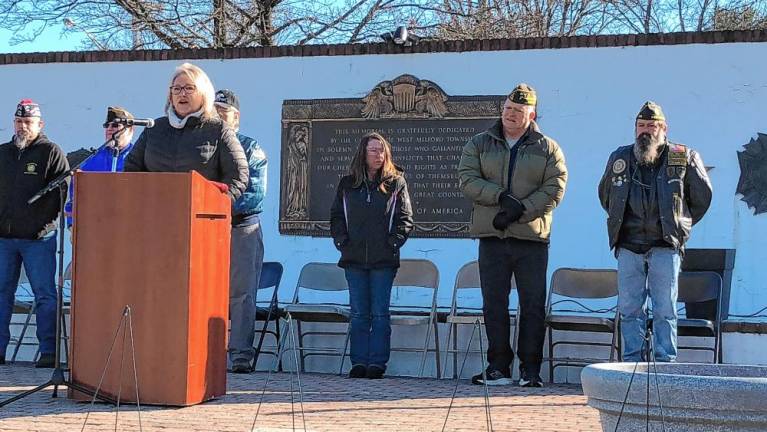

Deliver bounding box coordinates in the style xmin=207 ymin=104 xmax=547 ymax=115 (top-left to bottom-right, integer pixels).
xmin=1 ymin=0 xmax=766 ymax=49
xmin=710 ymin=4 xmax=767 ymax=30
xmin=429 ymin=0 xmax=612 ymax=39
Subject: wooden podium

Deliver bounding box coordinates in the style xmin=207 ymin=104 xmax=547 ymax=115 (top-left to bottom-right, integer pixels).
xmin=69 ymin=171 xmax=231 ymax=406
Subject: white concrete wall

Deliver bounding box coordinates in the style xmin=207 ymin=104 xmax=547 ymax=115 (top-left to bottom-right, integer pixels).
xmin=2 ymin=41 xmax=767 ymax=371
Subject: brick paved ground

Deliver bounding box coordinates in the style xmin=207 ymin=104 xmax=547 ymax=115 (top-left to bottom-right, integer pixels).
xmin=0 ymin=363 xmax=601 ymax=432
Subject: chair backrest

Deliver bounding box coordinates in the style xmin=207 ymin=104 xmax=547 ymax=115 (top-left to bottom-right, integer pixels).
xmin=391 ymin=259 xmax=439 ymax=311
xmin=256 ymin=261 xmax=283 ymax=306
xmin=259 ymin=262 xmax=284 ymax=291
xmin=454 ymin=261 xmax=480 ymax=291
xmin=292 ymin=262 xmax=349 ymax=303
xmin=678 ymin=271 xmax=722 ymax=305
xmin=64 ymin=262 xmax=72 ymax=281
xmin=548 ymin=268 xmax=618 ymax=316
xmin=550 ymin=268 xmax=618 ymax=299
xmin=450 ymin=260 xmax=517 ymax=314
xmin=394 ymin=259 xmax=439 ymax=289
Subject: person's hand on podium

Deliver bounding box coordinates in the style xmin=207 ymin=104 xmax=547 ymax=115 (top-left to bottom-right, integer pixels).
xmin=210 ymin=181 xmax=229 ymax=194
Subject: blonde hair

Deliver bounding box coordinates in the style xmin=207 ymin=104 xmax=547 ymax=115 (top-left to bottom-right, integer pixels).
xmin=165 ymin=63 xmax=218 ymax=121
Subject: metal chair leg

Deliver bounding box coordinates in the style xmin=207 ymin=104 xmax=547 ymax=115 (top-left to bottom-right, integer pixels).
xmin=11 ymin=303 xmax=35 ymax=362
xmin=548 ymin=326 xmax=554 ymax=384
xmin=433 ymin=318 xmax=441 ymax=379
xmin=441 ymin=321 xmax=453 ymax=379
xmin=276 ymin=317 xmax=283 ymax=372
xmin=418 ymin=315 xmax=435 ymax=378
xmin=296 ymin=320 xmax=306 ymax=373
xmin=338 ymin=324 xmax=351 ymax=376
xmin=452 ymin=324 xmax=459 ymax=379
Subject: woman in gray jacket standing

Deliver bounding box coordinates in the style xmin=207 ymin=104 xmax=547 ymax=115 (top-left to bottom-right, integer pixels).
xmin=125 ymin=63 xmax=248 ymax=201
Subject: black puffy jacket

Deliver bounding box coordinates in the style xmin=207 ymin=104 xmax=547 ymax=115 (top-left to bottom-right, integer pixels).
xmin=330 ymin=173 xmax=413 ymax=269
xmin=0 ymin=134 xmax=70 ymax=239
xmin=124 ymin=116 xmax=248 ymax=201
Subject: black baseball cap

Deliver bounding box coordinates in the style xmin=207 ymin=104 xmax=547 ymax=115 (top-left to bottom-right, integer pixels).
xmin=215 ymin=89 xmax=240 ymax=111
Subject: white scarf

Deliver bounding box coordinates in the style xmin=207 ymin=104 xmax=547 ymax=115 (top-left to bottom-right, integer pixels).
xmin=167 ymin=107 xmax=204 ymax=129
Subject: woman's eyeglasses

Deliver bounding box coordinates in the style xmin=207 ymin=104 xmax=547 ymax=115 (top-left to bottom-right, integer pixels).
xmin=170 ymin=85 xmax=197 ymax=95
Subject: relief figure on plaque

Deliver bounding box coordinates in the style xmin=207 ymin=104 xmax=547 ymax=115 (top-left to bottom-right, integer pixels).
xmin=415 ymin=86 xmax=448 ymax=118
xmin=286 ymin=124 xmax=309 ymax=219
xmin=360 ymin=75 xmax=449 ymax=119
xmin=361 ymin=87 xmax=393 ymax=119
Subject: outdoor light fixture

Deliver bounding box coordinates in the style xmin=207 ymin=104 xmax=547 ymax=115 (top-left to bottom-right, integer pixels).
xmin=380 ymin=26 xmax=420 ymax=46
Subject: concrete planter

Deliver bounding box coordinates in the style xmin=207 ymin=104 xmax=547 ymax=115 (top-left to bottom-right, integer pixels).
xmin=581 ymin=363 xmax=767 ymax=432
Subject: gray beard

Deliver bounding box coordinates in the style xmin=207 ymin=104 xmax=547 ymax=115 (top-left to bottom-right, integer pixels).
xmin=13 ymin=134 xmax=29 ymax=149
xmin=634 ymin=133 xmax=665 ymax=166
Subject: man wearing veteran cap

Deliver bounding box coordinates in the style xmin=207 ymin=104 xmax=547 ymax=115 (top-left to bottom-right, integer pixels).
xmin=0 ymin=99 xmax=69 ymax=367
xmin=214 ymin=89 xmax=268 ymax=373
xmin=598 ymin=101 xmax=712 ymax=362
xmin=64 ymin=106 xmax=136 ymax=227
xmin=459 ymin=84 xmax=567 ymax=387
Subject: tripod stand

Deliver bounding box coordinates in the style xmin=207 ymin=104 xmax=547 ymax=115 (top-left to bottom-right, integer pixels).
xmin=614 ymin=319 xmax=667 ymax=432
xmin=1 ymin=133 xmax=128 ymax=407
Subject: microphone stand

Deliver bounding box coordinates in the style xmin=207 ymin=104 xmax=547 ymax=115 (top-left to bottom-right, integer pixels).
xmin=0 ymin=130 xmax=129 ymax=407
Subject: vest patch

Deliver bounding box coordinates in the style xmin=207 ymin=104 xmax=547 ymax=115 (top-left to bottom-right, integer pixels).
xmin=668 ymin=145 xmax=687 ymax=166
xmin=24 ymin=162 xmax=38 ymax=175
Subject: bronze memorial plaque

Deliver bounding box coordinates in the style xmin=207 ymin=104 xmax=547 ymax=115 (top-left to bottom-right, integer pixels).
xmin=280 ymin=74 xmax=504 ymax=238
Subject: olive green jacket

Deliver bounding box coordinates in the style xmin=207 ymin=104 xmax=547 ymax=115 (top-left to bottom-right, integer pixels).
xmin=458 ymin=120 xmax=568 ymax=242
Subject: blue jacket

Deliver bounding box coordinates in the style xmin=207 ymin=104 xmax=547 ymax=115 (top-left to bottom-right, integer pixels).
xmin=232 ymin=133 xmax=267 ymax=226
xmin=65 ymin=143 xmax=134 ymax=226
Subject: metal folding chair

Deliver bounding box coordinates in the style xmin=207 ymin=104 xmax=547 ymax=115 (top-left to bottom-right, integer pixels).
xmin=442 ymin=261 xmax=519 ymax=379
xmin=676 ymin=271 xmax=723 ymax=363
xmin=282 ymin=262 xmax=350 ymax=374
xmin=11 ymin=263 xmax=71 ymax=363
xmin=253 ymin=262 xmax=284 ymax=369
xmin=546 ymin=268 xmax=619 ymax=383
xmin=388 ymin=259 xmax=441 ymax=378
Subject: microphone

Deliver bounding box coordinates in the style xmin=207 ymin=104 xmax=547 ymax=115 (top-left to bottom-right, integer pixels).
xmin=113 ymin=117 xmax=155 ymax=128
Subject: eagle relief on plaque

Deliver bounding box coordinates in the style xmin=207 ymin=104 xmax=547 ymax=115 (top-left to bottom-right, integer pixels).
xmin=279 ymin=74 xmax=505 ymax=237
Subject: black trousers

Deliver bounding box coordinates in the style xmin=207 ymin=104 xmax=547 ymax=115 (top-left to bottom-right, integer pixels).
xmin=478 ymin=237 xmax=548 ymax=374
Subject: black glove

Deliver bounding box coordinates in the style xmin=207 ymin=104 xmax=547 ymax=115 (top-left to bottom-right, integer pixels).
xmin=492 ymin=211 xmax=514 ymax=230
xmin=499 ymin=193 xmax=525 ymax=219
xmin=334 ymin=235 xmax=349 ymax=251
xmin=493 ymin=193 xmax=525 ymax=231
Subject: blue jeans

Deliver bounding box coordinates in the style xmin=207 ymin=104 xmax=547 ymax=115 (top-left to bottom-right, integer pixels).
xmin=344 ymin=267 xmax=396 ymax=369
xmin=0 ymin=234 xmax=58 ymax=356
xmin=617 ymin=247 xmax=681 ymax=362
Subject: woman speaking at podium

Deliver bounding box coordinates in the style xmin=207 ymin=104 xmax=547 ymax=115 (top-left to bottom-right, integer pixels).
xmin=124 ymin=63 xmax=248 ymax=200
xmin=330 ymin=132 xmax=414 ymax=380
